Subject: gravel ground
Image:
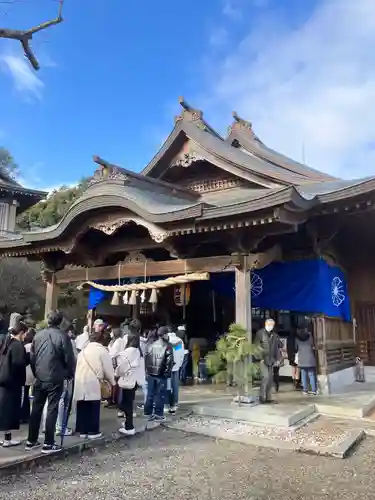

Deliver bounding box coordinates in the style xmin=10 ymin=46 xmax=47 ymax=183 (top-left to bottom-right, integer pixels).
xmin=171 ymin=415 xmax=351 ymax=447
xmin=0 ymin=427 xmax=374 ymax=500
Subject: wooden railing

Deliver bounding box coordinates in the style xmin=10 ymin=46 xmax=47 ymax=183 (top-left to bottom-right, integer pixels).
xmin=312 ymin=316 xmax=355 ymax=374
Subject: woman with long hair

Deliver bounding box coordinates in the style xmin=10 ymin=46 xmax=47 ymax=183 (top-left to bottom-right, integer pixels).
xmin=0 ymin=320 xmax=28 ymax=447
xmin=116 ymin=332 xmax=142 ymax=436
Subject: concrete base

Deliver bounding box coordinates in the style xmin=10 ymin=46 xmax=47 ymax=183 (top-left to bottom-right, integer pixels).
xmin=193 ymin=400 xmax=316 ymax=428
xmin=318 ymin=366 xmax=355 ymax=395
xmin=315 ymin=388 xmax=375 ymax=418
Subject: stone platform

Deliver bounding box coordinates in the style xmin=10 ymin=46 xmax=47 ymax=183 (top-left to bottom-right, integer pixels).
xmin=192 ymin=382 xmax=375 ymax=427
xmin=193 ymin=399 xmax=316 ymax=428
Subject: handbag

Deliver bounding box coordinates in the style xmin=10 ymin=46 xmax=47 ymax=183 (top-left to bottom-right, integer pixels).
xmin=82 ymin=349 xmax=112 ymax=400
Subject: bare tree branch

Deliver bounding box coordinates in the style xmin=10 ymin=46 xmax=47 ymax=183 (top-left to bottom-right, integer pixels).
xmin=0 ymin=0 xmax=65 ymax=70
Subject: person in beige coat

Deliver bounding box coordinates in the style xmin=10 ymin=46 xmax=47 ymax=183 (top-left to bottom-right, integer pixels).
xmin=73 ymin=330 xmax=115 ymax=439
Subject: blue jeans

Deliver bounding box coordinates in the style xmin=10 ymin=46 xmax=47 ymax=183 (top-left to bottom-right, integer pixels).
xmin=301 ymin=367 xmax=317 ymax=393
xmin=144 ymin=375 xmax=167 ymax=417
xmin=169 ymin=370 xmax=180 ymax=407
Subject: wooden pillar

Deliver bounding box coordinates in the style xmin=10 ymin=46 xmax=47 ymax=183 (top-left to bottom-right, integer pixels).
xmin=235 ymin=255 xmax=253 ymax=400
xmin=235 ymin=255 xmax=252 ymax=338
xmin=44 ymin=274 xmax=59 ymax=320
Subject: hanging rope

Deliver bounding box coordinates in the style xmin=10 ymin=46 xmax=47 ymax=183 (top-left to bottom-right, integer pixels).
xmin=79 ymin=272 xmax=209 ymax=292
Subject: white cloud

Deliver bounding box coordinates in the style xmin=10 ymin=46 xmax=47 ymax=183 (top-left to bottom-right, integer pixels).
xmin=1 ymin=54 xmax=44 ymax=99
xmin=206 ymin=0 xmax=375 ymax=179
xmin=209 ymin=27 xmax=229 ymax=48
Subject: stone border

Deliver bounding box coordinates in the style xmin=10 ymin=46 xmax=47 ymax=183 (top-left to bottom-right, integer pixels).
xmin=164 ymin=422 xmax=366 ymax=459
xmin=0 ymin=420 xmax=161 ymax=477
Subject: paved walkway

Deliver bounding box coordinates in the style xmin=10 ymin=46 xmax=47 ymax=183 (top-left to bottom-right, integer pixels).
xmin=0 ymin=385 xmax=233 ymax=468
xmin=2 ymin=382 xmax=375 ymax=470
xmin=1 ymin=427 xmax=375 ymax=499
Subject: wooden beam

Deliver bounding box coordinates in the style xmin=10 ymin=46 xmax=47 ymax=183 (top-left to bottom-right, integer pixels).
xmin=55 ymin=255 xmax=242 ymax=284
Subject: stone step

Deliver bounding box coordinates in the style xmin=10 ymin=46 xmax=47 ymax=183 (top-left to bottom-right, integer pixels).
xmin=315 ymin=394 xmax=375 ymax=419
xmin=192 ymin=401 xmax=317 ymax=428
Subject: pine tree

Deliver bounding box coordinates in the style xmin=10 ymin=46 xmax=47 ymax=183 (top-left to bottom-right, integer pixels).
xmin=206 ymin=323 xmax=262 ymax=405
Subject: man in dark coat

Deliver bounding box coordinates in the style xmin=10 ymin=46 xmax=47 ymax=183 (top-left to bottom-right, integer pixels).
xmin=0 ymin=318 xmax=28 ymax=447
xmin=144 ymin=326 xmax=174 ymax=421
xmin=26 ymin=310 xmax=75 ymax=454
xmin=256 ymin=318 xmax=281 ymax=404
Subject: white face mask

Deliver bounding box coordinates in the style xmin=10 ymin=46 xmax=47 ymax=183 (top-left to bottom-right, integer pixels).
xmin=265 ymin=324 xmax=274 ymax=332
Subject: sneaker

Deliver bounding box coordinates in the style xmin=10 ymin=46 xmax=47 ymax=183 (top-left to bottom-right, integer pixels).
xmin=169 ymin=406 xmax=177 ymax=415
xmin=117 ymin=411 xmax=125 ymax=418
xmin=303 ymin=391 xmax=309 ymax=396
xmin=56 ymin=428 xmax=73 ymax=437
xmin=1 ymin=439 xmax=21 ymax=447
xmin=119 ymin=427 xmax=136 ymax=436
xmin=87 ymin=433 xmax=102 ymax=440
xmin=79 ymin=434 xmax=88 ymax=439
xmin=25 ymin=441 xmax=42 ymax=451
xmin=137 ymin=403 xmax=144 ymax=410
xmin=154 ymin=415 xmax=166 ymax=422
xmin=41 ymin=443 xmax=62 ymax=454
xmin=145 ymin=414 xmax=155 ymax=421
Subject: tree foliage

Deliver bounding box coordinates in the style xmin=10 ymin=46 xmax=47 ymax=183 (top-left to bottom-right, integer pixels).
xmin=206 ymin=323 xmax=262 ymax=404
xmin=0 ymin=258 xmax=44 ymax=315
xmin=17 ymin=178 xmax=90 ymax=230
xmin=0 ymin=147 xmax=19 ymax=180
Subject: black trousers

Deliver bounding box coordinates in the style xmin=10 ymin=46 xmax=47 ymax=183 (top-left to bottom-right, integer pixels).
xmin=118 ymin=388 xmax=136 ymax=430
xmin=20 ymin=385 xmax=31 ymax=423
xmin=75 ymin=400 xmax=101 ymax=435
xmin=28 ymin=381 xmax=63 ymax=445
xmin=273 ymin=366 xmax=280 ymax=392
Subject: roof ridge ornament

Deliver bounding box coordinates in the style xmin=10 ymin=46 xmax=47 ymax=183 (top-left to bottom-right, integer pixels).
xmin=229 ymin=111 xmax=262 ymax=143
xmin=232 ymin=111 xmax=252 ymax=130
xmin=88 ymin=155 xmax=129 ymax=187
xmin=175 ymin=96 xmax=203 ymax=123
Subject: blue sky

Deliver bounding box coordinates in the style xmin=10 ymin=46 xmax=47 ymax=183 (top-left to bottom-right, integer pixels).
xmin=1 ymin=0 xmax=375 ymax=191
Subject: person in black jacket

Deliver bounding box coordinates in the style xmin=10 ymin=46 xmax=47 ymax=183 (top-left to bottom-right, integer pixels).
xmin=256 ymin=318 xmax=280 ymax=404
xmin=25 ymin=310 xmax=76 ymax=454
xmin=144 ymin=326 xmax=173 ymax=421
xmin=0 ymin=319 xmax=28 ymax=448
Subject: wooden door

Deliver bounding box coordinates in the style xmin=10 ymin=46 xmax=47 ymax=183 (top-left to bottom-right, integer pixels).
xmin=354 ymin=302 xmax=375 ymax=365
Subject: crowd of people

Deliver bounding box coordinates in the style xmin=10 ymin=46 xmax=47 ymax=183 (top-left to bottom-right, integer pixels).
xmin=0 ymin=311 xmax=187 ymax=454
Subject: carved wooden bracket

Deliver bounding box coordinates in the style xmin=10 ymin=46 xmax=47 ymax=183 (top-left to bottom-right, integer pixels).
xmin=171 ymin=152 xmax=204 ymax=168
xmin=91 ymin=215 xmax=169 ymax=243
xmin=122 ymin=251 xmax=153 ymax=264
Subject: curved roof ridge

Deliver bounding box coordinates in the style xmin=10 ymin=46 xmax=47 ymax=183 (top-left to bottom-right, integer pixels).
xmin=227 ymin=125 xmax=337 ymax=182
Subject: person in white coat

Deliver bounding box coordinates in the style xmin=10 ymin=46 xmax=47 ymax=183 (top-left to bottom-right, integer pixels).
xmin=73 ymin=329 xmax=115 ymax=439
xmin=167 ymin=327 xmax=185 ymax=414
xmin=115 ymin=333 xmax=141 ymax=436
